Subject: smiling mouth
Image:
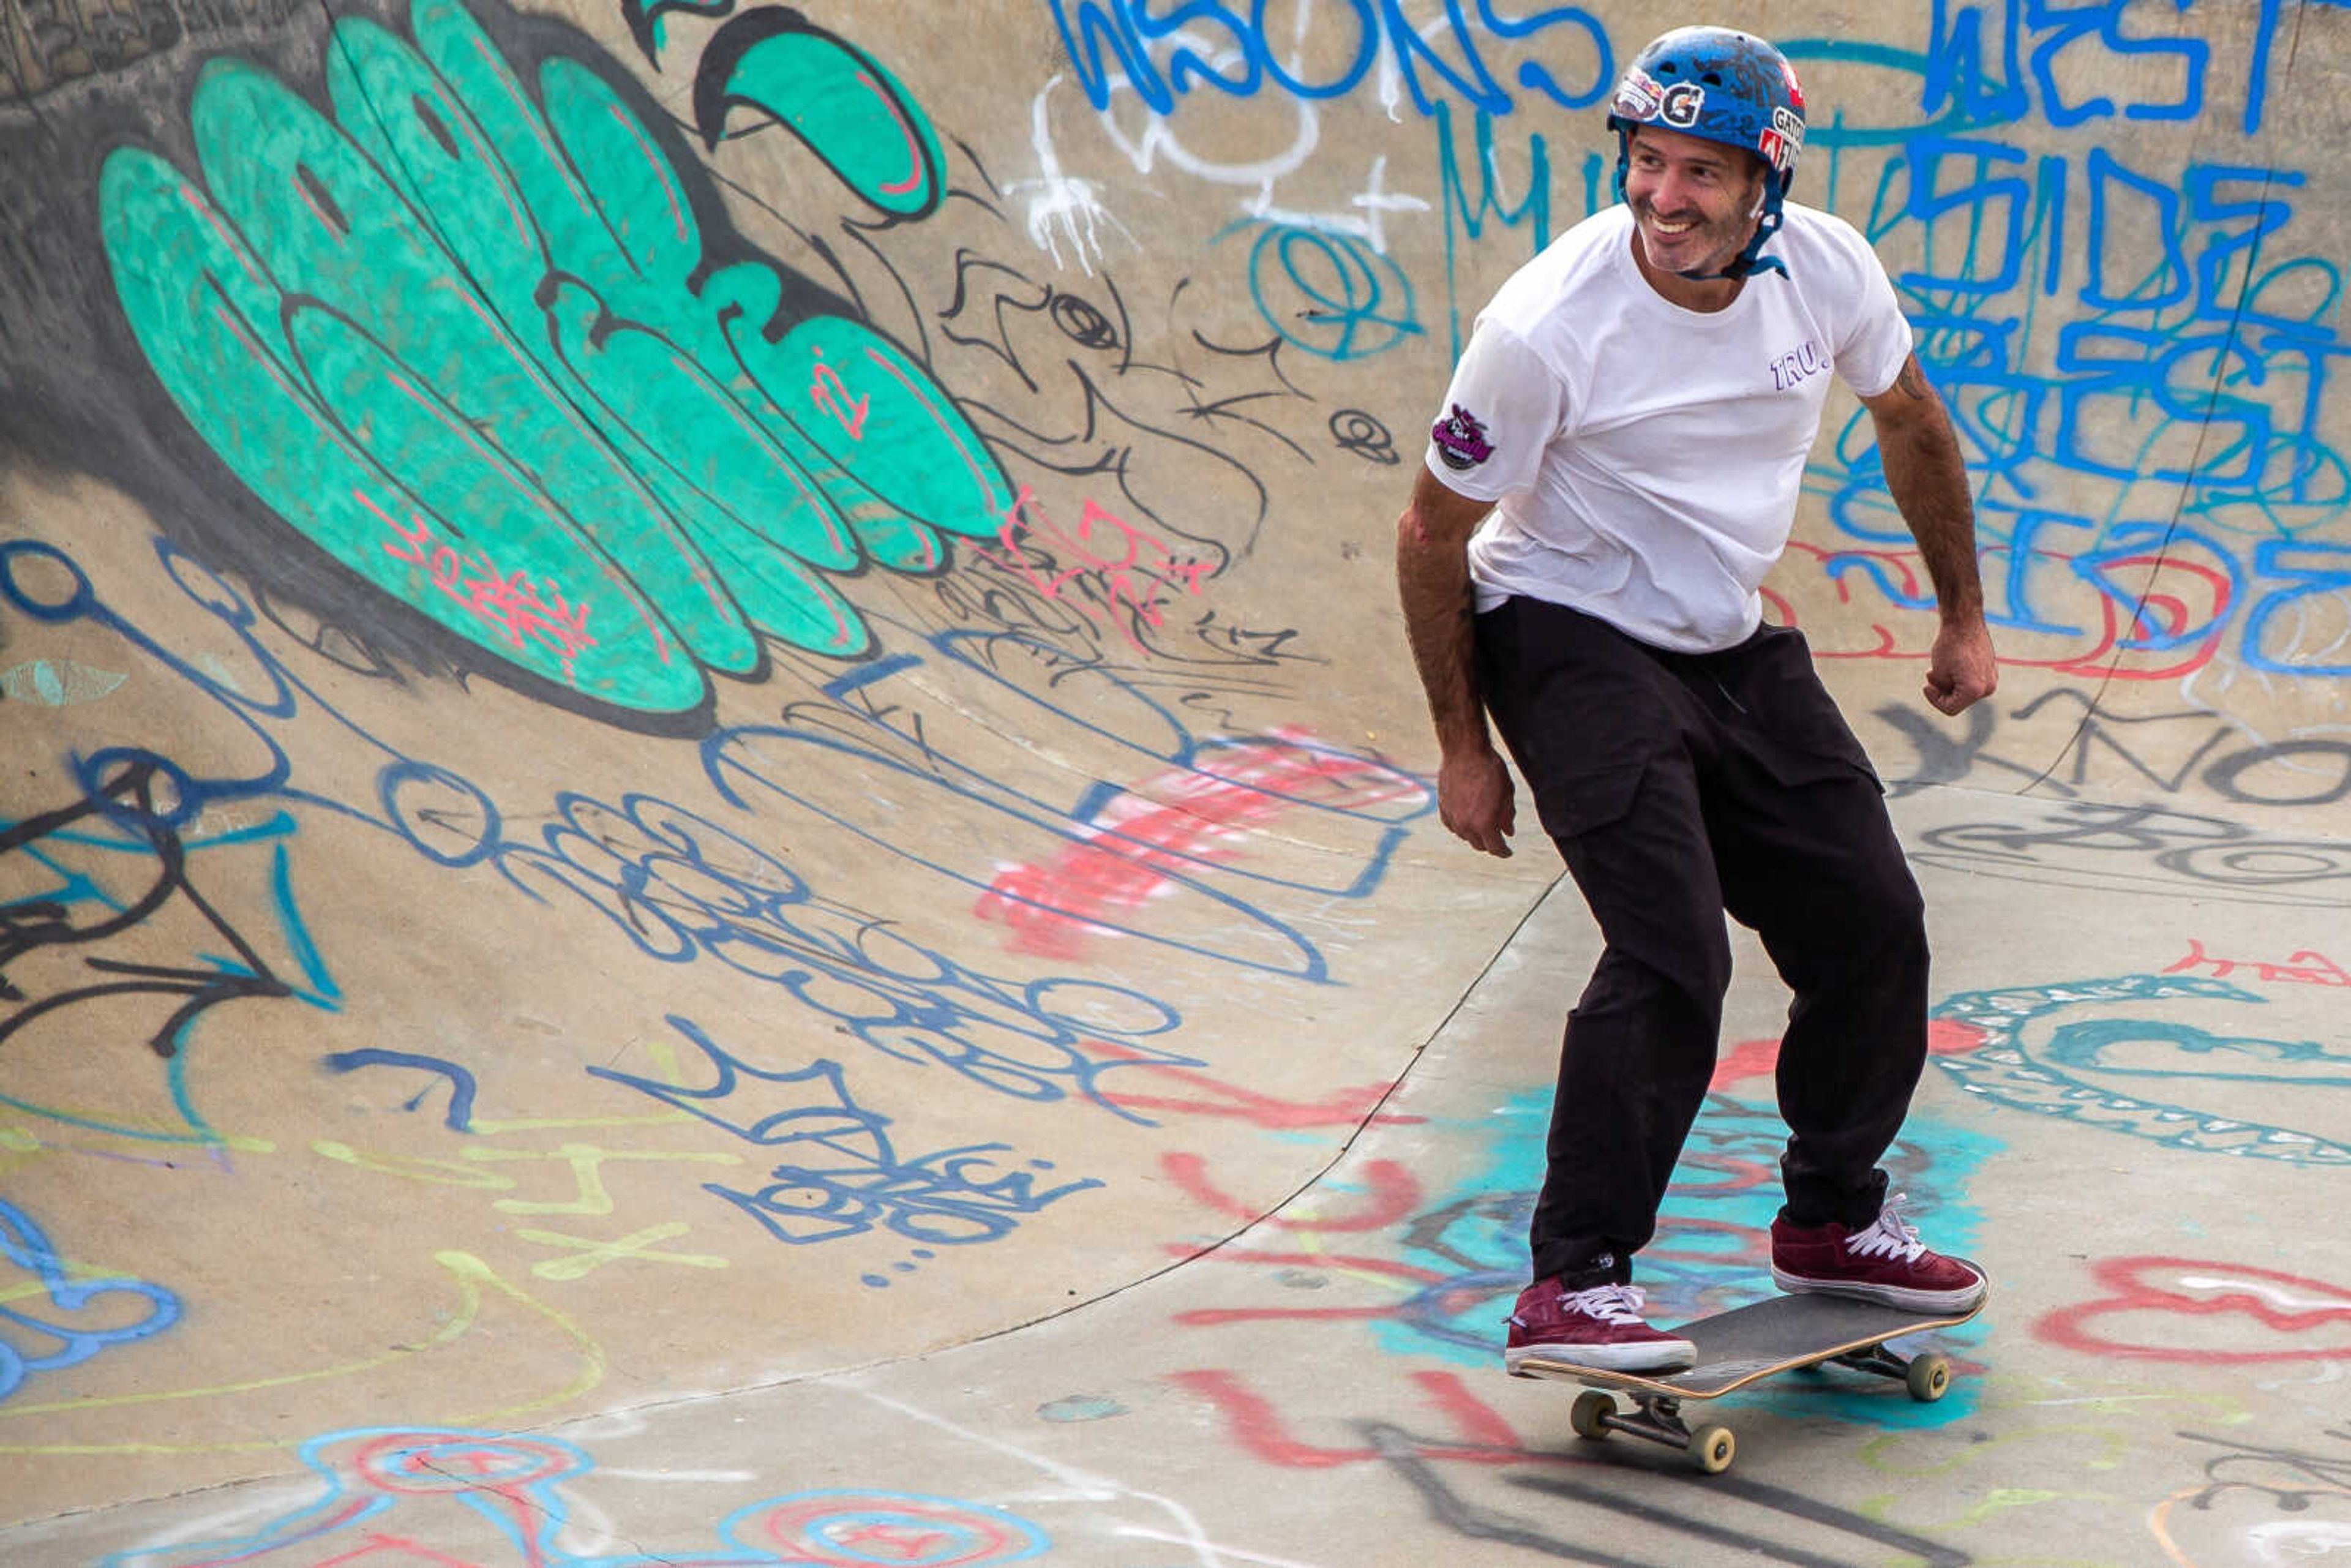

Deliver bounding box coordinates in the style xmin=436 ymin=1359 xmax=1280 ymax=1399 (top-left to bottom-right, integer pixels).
xmin=1648 ymin=215 xmax=1700 ymax=238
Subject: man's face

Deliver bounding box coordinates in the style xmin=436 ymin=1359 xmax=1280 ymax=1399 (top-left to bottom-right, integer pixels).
xmin=1622 ymin=125 xmax=1766 ymax=279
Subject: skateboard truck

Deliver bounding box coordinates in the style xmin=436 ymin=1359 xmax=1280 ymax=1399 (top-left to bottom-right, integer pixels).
xmin=1570 ymin=1389 xmax=1739 ymax=1474
xmin=1562 ymin=1341 xmax=1952 ymax=1474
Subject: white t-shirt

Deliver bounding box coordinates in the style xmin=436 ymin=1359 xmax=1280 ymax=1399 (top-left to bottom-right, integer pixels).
xmin=1423 ymin=201 xmax=1913 ymax=653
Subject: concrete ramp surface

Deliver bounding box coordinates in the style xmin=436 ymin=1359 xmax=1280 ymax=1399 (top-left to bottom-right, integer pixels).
xmin=3 ymin=2 xmax=2349 ymax=1562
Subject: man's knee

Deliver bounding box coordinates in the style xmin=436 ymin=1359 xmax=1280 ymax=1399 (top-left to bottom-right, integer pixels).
xmin=1584 ymin=929 xmax=1733 ymax=1019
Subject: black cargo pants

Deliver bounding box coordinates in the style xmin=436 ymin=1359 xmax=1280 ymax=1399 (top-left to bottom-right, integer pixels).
xmin=1474 ymin=595 xmax=1929 ymax=1288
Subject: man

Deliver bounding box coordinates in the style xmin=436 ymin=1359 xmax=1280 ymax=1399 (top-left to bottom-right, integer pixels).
xmin=1396 ymin=26 xmax=1997 ymax=1375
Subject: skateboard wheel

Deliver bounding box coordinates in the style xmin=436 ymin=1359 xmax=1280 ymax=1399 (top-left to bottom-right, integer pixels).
xmin=1692 ymin=1426 xmax=1736 ymax=1474
xmin=1906 ymin=1353 xmax=1951 ymax=1402
xmin=1569 ymin=1389 xmax=1618 ymax=1439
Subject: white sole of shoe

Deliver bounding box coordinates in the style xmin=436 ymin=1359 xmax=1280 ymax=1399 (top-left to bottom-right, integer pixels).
xmin=1505 ymin=1339 xmax=1698 ymax=1376
xmin=1770 ymin=1266 xmax=1986 ymax=1316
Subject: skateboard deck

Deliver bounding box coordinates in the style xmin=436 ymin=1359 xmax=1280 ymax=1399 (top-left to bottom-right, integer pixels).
xmin=1514 ymin=1284 xmax=1986 ymax=1473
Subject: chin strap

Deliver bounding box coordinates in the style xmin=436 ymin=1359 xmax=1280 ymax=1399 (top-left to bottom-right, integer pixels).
xmin=1672 ymin=200 xmax=1787 ymax=282
xmin=1677 ymin=238 xmax=1788 ymax=282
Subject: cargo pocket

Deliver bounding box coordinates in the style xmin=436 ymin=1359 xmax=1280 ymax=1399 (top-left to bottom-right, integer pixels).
xmin=1532 ymin=760 xmax=1648 ymax=842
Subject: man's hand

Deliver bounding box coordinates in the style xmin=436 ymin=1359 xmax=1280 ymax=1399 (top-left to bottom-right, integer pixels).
xmin=1439 ymin=745 xmax=1517 ymax=857
xmin=1923 ymin=617 xmax=1998 ymax=716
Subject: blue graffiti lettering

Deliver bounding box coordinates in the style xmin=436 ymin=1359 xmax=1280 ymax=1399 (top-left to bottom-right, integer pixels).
xmin=591 ymin=1018 xmax=1105 ymax=1260
xmin=0 ymin=1197 xmax=182 ymax=1403
xmin=1045 ymin=0 xmax=1610 ymax=119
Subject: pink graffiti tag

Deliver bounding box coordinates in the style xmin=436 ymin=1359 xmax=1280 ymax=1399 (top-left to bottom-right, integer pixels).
xmin=2165 ymin=937 xmax=2351 ymax=988
xmin=974 ymin=735 xmax=1425 ymax=958
xmin=377 ymin=506 xmax=598 ymax=682
xmin=1089 ymin=1041 xmax=1422 ymax=1131
xmin=983 ymin=486 xmax=1215 ymax=651
xmin=1169 ymin=1368 xmax=1523 ymax=1470
xmin=2038 ymin=1257 xmax=2351 ymax=1363
xmin=808 ymin=345 xmax=870 ymax=441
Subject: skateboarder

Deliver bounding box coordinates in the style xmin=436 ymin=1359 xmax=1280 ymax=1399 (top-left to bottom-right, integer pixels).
xmin=1395 ymin=26 xmax=1995 ymax=1374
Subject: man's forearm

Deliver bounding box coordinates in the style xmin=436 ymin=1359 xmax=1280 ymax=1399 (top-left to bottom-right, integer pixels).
xmin=1396 ymin=501 xmax=1492 ymax=757
xmin=1877 ymin=365 xmax=1985 ymax=623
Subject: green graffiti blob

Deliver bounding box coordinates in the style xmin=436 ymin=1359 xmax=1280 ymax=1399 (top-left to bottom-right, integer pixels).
xmin=692 ymin=8 xmax=946 ymax=220
xmin=99 ymin=0 xmax=1005 ymax=713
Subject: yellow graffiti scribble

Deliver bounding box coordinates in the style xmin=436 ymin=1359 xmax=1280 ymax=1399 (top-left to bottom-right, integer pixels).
xmin=467 ymin=1142 xmax=742 ymax=1217
xmin=518 ymin=1222 xmax=729 ymax=1281
xmin=312 ymin=1139 xmax=515 ymax=1189
xmin=0 ymin=1101 xmax=274 ymax=1151
xmin=0 ymin=1251 xmax=606 ymax=1455
xmin=468 ymin=1111 xmax=699 ymax=1134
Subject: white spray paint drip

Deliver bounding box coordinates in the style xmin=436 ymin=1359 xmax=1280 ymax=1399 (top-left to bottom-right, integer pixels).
xmin=1093 ymin=43 xmax=1322 ymax=193
xmin=849 ymin=1383 xmax=1289 ymax=1568
xmin=2248 ymin=1520 xmax=2351 ymax=1562
xmin=1247 ymin=156 xmax=1428 ymax=253
xmin=2177 ymin=1275 xmax=2351 ymax=1314
xmin=1117 ymin=1525 xmax=1338 ymax=1567
xmin=115 ymin=1479 xmax=325 ymax=1563
xmin=1091 ymin=65 xmax=1426 ymax=250
xmin=1013 ymin=77 xmax=1135 ymax=277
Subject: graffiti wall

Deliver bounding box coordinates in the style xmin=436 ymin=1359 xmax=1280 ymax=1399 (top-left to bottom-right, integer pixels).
xmin=4 ymin=0 xmax=2350 ymax=1561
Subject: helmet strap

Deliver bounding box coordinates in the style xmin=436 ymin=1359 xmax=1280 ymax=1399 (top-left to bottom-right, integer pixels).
xmin=1674 ymin=184 xmax=1788 ymax=282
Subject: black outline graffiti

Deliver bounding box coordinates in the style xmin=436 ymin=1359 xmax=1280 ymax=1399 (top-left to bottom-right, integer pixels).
xmin=2179 ymin=1425 xmax=2351 ymax=1515
xmin=1873 ymin=688 xmax=2351 ymax=810
xmin=1331 ymin=407 xmax=1400 ymax=464
xmin=1 ymin=0 xmax=307 ymax=101
xmin=1914 ymin=801 xmax=2351 ymax=906
xmin=1 ymin=759 xmax=294 ymax=1059
xmin=1367 ymin=1423 xmax=1972 ymax=1566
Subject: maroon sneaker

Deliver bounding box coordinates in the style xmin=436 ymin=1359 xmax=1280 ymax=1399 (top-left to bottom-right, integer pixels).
xmin=1504 ymin=1280 xmax=1697 ymax=1375
xmin=1771 ymin=1196 xmax=1987 ymax=1313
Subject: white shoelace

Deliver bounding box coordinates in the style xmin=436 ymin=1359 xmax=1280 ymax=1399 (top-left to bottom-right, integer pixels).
xmin=1564 ymin=1283 xmax=1653 ymax=1324
xmin=1843 ymin=1195 xmax=1929 ymax=1264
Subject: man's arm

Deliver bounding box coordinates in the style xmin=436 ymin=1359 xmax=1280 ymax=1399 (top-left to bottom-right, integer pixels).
xmin=1395 ymin=465 xmax=1516 ymax=857
xmin=1858 ymin=354 xmax=1998 ymax=716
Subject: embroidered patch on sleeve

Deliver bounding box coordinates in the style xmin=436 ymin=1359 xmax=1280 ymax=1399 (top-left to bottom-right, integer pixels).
xmin=1430 ymin=404 xmax=1495 ymax=471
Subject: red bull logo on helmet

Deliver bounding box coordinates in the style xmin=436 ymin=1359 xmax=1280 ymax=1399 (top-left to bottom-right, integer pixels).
xmin=1613 ymin=66 xmax=1665 ymax=122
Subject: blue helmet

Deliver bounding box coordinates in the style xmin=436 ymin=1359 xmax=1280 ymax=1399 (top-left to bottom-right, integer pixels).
xmin=1606 ymin=27 xmax=1807 ymax=279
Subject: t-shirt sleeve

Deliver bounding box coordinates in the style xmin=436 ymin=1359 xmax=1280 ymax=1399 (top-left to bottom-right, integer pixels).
xmin=1832 ymin=228 xmax=1914 ymax=399
xmin=1422 ymin=319 xmax=1564 ymax=502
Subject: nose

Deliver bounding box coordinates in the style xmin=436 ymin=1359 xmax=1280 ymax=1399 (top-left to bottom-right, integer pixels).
xmin=1648 ymin=165 xmax=1695 ymax=214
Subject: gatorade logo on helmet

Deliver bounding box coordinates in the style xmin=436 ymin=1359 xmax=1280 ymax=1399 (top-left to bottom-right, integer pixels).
xmin=1660 ymin=82 xmax=1706 ymax=129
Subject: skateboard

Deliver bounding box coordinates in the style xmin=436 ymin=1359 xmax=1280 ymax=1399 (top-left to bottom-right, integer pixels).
xmin=1512 ymin=1283 xmax=1986 ymax=1474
